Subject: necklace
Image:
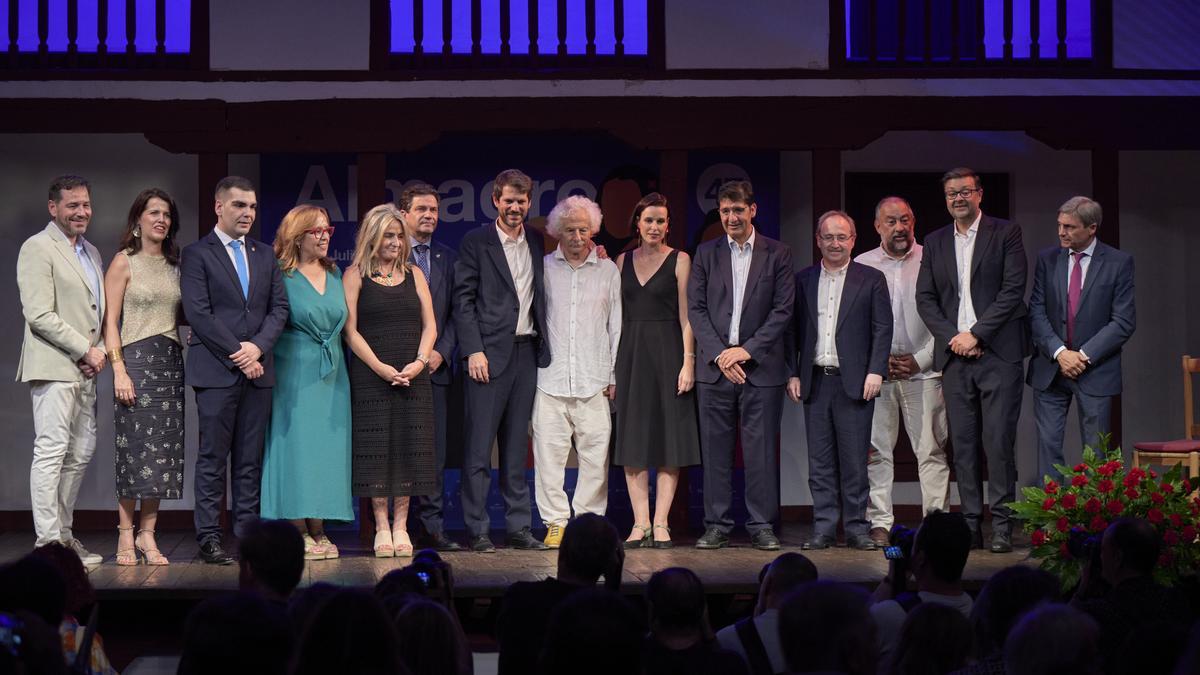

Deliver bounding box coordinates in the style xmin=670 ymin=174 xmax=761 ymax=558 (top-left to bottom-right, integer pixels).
xmin=372 ymin=263 xmax=400 ymax=286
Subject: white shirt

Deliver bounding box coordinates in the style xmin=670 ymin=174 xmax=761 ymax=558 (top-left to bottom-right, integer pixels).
xmin=814 ymin=259 xmax=849 ymax=367
xmin=1052 ymin=236 xmax=1099 ymax=361
xmin=728 ymin=228 xmax=756 ymax=346
xmin=953 ymin=213 xmax=981 ymax=333
xmin=214 ymin=226 xmax=250 ymax=285
xmin=856 ymin=244 xmax=939 ymax=380
xmin=496 ymin=222 xmax=536 ymax=336
xmin=537 ymin=247 xmax=622 ymax=398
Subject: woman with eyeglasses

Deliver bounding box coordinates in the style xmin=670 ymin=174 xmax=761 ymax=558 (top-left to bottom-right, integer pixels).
xmin=260 ymin=205 xmax=353 ymax=560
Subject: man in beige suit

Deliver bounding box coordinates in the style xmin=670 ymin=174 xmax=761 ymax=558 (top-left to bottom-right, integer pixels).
xmin=16 ymin=175 xmax=107 ymax=563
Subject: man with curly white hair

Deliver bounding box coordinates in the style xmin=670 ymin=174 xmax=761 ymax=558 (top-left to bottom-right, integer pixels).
xmin=532 ymin=195 xmax=622 ymax=548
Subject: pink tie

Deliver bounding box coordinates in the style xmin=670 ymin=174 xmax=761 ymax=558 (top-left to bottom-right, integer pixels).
xmin=1066 ymin=251 xmax=1085 ymax=348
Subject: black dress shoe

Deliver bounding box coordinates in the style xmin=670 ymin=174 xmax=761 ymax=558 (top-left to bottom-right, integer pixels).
xmin=694 ymin=526 xmax=730 ymax=550
xmin=506 ymin=527 xmax=548 ymax=550
xmin=469 ymin=535 xmax=496 ymax=553
xmin=846 ymin=534 xmax=878 ymax=551
xmin=427 ymin=531 xmax=463 ymax=552
xmin=199 ymin=539 xmax=234 ymax=565
xmin=869 ymin=527 xmax=890 ymax=547
xmin=801 ymin=534 xmax=836 ymax=550
xmin=968 ymin=529 xmax=985 ymax=550
xmin=751 ymin=529 xmax=781 ymax=551
xmin=990 ymin=530 xmax=1013 ymax=554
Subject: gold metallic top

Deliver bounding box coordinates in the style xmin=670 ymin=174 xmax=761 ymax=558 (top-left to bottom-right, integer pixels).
xmin=119 ymin=251 xmax=181 ymax=346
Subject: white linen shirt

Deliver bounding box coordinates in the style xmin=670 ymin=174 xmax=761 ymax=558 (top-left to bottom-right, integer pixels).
xmin=497 ymin=222 xmax=536 ymax=336
xmin=537 ymin=247 xmax=622 ymax=398
xmin=953 ymin=213 xmax=982 ymax=333
xmin=814 ymin=260 xmax=849 ymax=368
xmin=856 ymin=243 xmax=939 ymax=379
xmin=727 ymin=228 xmax=756 ymax=346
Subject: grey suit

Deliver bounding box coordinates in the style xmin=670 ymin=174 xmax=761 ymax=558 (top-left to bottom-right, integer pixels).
xmin=1028 ymin=241 xmax=1135 ymax=480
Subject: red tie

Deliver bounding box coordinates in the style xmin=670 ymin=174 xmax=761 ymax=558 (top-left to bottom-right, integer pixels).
xmin=1066 ymin=251 xmax=1085 ymax=348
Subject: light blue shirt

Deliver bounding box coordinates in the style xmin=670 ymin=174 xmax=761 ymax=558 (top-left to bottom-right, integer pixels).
xmin=214 ymin=227 xmax=250 ymax=285
xmin=727 ymin=228 xmax=756 ymax=346
xmin=73 ymin=238 xmax=101 ymax=321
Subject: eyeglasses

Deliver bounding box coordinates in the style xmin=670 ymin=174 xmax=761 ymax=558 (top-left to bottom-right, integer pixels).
xmin=818 ymin=234 xmax=853 ymax=244
xmin=944 ymin=188 xmax=981 ymax=200
xmin=305 ymin=226 xmax=335 ymax=238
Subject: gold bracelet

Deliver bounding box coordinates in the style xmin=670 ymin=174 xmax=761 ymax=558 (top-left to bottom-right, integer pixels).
xmin=108 ymin=349 xmax=123 ymax=363
xmin=416 ymin=353 xmax=430 ymax=365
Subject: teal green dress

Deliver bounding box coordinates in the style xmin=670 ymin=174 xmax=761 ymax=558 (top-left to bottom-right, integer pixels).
xmin=261 ymin=267 xmax=353 ymax=520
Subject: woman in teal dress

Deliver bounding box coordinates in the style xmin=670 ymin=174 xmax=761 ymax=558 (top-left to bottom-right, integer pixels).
xmin=261 ymin=204 xmax=353 ymax=559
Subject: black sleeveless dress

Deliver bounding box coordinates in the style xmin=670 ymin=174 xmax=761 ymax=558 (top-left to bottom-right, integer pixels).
xmin=349 ymin=274 xmax=436 ymax=497
xmin=612 ymin=250 xmax=701 ymax=468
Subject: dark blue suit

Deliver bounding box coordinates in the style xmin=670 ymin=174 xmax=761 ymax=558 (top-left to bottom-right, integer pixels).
xmin=794 ymin=262 xmax=892 ymax=539
xmin=454 ymin=223 xmax=550 ymax=538
xmin=1027 ymin=241 xmax=1135 ymax=480
xmin=181 ymin=230 xmax=288 ymax=543
xmin=413 ymin=238 xmax=459 ymax=535
xmin=688 ymin=232 xmax=794 ymax=535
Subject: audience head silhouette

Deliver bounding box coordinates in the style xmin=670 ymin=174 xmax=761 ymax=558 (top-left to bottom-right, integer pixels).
xmin=912 ymin=510 xmax=972 ymax=585
xmin=540 ymin=588 xmax=645 ymax=675
xmin=178 ymin=592 xmax=293 ymax=675
xmin=779 ymin=581 xmax=877 ymax=675
xmin=238 ymin=518 xmax=306 ymax=602
xmin=557 ymin=513 xmax=622 ymax=588
xmin=1004 ymin=604 xmax=1099 ymax=675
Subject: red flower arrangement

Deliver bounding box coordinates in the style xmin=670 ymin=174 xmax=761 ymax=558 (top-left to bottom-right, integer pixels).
xmin=1012 ymin=436 xmax=1200 ymax=589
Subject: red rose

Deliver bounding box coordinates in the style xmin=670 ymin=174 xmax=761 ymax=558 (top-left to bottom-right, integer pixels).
xmin=1182 ymin=525 xmax=1196 ymax=541
xmin=1085 ymin=497 xmax=1102 ymax=514
xmin=1060 ymin=542 xmax=1071 ymax=558
xmin=1170 ymin=513 xmax=1183 ymax=528
xmin=1098 ymin=461 xmax=1119 ymax=477
xmin=1129 ymin=467 xmax=1146 ymax=481
xmin=1124 ymin=487 xmax=1139 ymax=500
xmin=1045 ymin=480 xmax=1059 ymax=494
xmin=1161 ymin=482 xmax=1175 ymax=494
xmin=1151 ymin=470 xmax=1159 ymax=479
xmin=1097 ymin=479 xmax=1115 ymax=494
xmin=1057 ymin=516 xmax=1071 ymax=533
xmin=1031 ymin=530 xmax=1048 ymax=546
xmin=1106 ymin=500 xmax=1124 ymax=516
xmin=1184 ymin=479 xmax=1192 ymax=493
xmin=1074 ymin=463 xmax=1087 ymax=473
xmin=1164 ymin=530 xmax=1180 ymax=546
xmin=1072 ymin=475 xmax=1090 ymax=488
xmin=1123 ymin=473 xmax=1140 ymax=488
xmin=1148 ymin=508 xmax=1164 ymax=524
xmin=1089 ymin=515 xmax=1109 ymax=532
xmin=1151 ymin=492 xmax=1165 ymax=505
xmin=1061 ymin=493 xmax=1078 ymax=509
xmin=1042 ymin=497 xmax=1056 ymax=511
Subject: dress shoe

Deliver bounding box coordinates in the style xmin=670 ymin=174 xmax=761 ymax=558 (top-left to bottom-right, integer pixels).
xmin=694 ymin=526 xmax=730 ymax=550
xmin=869 ymin=527 xmax=890 ymax=547
xmin=469 ymin=535 xmax=496 ymax=553
xmin=846 ymin=534 xmax=878 ymax=551
xmin=990 ymin=530 xmax=1014 ymax=554
xmin=66 ymin=538 xmax=102 ymax=566
xmin=427 ymin=531 xmax=462 ymax=552
xmin=751 ymin=529 xmax=781 ymax=551
xmin=507 ymin=527 xmax=548 ymax=550
xmin=968 ymin=529 xmax=985 ymax=550
xmin=801 ymin=534 xmax=836 ymax=550
xmin=199 ymin=539 xmax=235 ymax=565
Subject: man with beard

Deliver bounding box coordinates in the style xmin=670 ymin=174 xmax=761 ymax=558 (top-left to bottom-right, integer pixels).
xmin=855 ymin=197 xmax=951 ymax=547
xmin=916 ymin=168 xmax=1029 ymax=553
xmin=399 ymin=182 xmax=462 ymax=552
xmin=789 ymin=210 xmax=892 ymax=551
xmin=17 ymin=175 xmax=106 ymax=563
xmin=455 ymin=169 xmax=550 ymax=552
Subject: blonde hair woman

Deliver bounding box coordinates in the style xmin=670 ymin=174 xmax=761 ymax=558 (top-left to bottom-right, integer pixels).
xmin=343 ymin=204 xmax=438 ymax=557
xmin=260 ymin=204 xmax=353 ymax=560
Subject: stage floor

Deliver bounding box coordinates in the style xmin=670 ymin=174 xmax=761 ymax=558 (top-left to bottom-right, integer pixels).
xmin=0 ymin=523 xmax=1034 ymax=598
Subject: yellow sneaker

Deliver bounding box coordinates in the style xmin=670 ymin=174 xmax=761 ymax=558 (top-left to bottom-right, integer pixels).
xmin=543 ymin=522 xmax=565 ymax=549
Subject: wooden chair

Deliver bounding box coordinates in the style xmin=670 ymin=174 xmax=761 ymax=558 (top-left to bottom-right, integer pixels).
xmin=1132 ymin=355 xmax=1200 ymax=479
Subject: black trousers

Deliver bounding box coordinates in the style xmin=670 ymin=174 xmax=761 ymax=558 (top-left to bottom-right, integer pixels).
xmin=804 ymin=370 xmax=874 ymax=539
xmin=416 ymin=380 xmax=451 ymax=534
xmin=192 ymin=379 xmax=271 ymax=543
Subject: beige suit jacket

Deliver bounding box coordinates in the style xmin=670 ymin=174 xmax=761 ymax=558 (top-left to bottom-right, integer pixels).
xmin=16 ymin=222 xmax=106 ymax=382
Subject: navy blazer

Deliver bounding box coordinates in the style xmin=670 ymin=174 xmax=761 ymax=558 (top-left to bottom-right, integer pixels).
xmin=687 ymin=232 xmax=795 ymax=387
xmin=453 ymin=223 xmax=551 ymax=374
xmin=1027 ymin=241 xmax=1135 ymax=396
xmin=792 ymin=262 xmax=893 ymax=402
xmin=916 ymin=215 xmax=1030 ymax=371
xmin=413 ymin=239 xmax=459 ymax=386
xmin=180 ymin=230 xmax=289 ymax=388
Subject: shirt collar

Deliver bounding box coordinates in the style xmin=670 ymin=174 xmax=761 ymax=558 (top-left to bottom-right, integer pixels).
xmin=496 ymin=221 xmax=526 ymax=245
xmin=727 ymin=227 xmax=756 ymax=252
xmin=820 ymin=258 xmax=850 ymax=275
xmin=214 ymin=227 xmax=245 ymax=247
xmin=1073 ymin=237 xmax=1098 ymax=258
xmin=879 ymin=242 xmax=918 ymax=262
xmin=553 ymin=245 xmax=598 ymax=267
xmin=409 ymin=236 xmax=431 ymax=249
xmin=954 ymin=212 xmax=982 ymax=238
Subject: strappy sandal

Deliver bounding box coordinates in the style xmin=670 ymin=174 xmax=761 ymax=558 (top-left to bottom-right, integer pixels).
xmin=374 ymin=528 xmax=395 ymax=558
xmin=652 ymin=524 xmax=674 ymax=549
xmin=624 ymin=524 xmax=651 ymax=549
xmin=116 ymin=526 xmax=139 ymax=566
xmin=135 ymin=529 xmax=170 ymax=565
xmin=314 ymin=533 xmax=338 ymax=559
xmin=303 ymin=534 xmax=329 ymax=560
xmin=393 ymin=529 xmax=414 ymax=558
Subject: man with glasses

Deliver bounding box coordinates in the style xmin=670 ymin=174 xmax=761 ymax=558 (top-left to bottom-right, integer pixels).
xmin=855 ymin=197 xmax=951 ymax=548
xmin=688 ymin=179 xmax=795 ymax=551
xmin=916 ymin=167 xmax=1029 ymax=553
xmin=788 ymin=210 xmax=892 ymax=551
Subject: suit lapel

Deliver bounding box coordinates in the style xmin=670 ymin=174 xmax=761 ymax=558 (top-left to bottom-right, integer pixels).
xmin=208 ymin=232 xmax=244 ymax=297
xmin=1053 ymin=247 xmax=1069 ymax=319
xmin=836 ymin=263 xmax=864 ymax=334
xmin=969 ymin=217 xmax=994 ymax=277
xmin=485 ymin=225 xmax=519 ymax=296
xmin=429 ymin=245 xmax=447 ymax=298
xmin=46 ymin=225 xmax=94 ymax=295
xmin=245 ymin=239 xmax=262 ymax=300
xmin=805 ymin=266 xmax=819 ymax=327
xmin=714 ymin=239 xmax=732 ymax=311
xmin=1075 ymin=243 xmax=1105 ymax=310
xmin=741 ymin=237 xmax=768 ymax=308
xmin=939 ymin=229 xmax=960 ymax=296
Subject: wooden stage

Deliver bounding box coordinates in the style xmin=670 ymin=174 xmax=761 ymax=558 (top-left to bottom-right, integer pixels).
xmin=0 ymin=523 xmax=1033 ymax=599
